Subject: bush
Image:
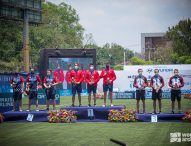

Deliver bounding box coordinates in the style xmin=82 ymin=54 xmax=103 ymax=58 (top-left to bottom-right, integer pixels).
xmin=114 ymin=64 xmax=123 ymax=70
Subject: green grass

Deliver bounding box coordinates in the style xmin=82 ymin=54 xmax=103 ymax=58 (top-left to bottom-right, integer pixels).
xmin=0 ymin=97 xmax=191 ymax=146
xmin=22 ymin=95 xmax=191 ymax=113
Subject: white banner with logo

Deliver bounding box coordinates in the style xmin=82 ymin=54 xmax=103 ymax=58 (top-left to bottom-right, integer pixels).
xmin=97 ymin=64 xmax=191 ymax=98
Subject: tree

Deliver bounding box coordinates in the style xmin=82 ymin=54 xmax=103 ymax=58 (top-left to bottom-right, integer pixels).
xmin=0 ymin=2 xmax=84 ymax=71
xmin=166 ymin=18 xmax=191 ymax=56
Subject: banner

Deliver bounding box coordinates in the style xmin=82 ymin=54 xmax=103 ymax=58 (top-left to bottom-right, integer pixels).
xmin=105 ymin=64 xmax=191 ymax=98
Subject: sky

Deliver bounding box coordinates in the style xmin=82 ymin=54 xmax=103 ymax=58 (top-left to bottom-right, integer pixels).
xmin=47 ymin=0 xmax=191 ymax=53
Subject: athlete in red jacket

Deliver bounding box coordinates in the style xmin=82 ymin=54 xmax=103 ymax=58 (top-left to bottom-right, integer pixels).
xmin=53 ymin=64 xmax=64 ymax=83
xmin=100 ymin=63 xmax=116 ymax=107
xmin=85 ymin=63 xmax=100 ymax=106
xmin=69 ymin=63 xmax=84 ymax=106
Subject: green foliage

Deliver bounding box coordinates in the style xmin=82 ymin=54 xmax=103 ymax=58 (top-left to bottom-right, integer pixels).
xmin=166 ymin=18 xmax=191 ymax=62
xmin=114 ymin=64 xmax=123 ymax=70
xmin=0 ymin=2 xmax=84 ymax=71
xmin=130 ymin=57 xmax=145 ymax=65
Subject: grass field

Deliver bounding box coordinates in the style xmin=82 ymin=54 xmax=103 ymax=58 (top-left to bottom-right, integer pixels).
xmin=0 ymin=97 xmax=191 ymax=146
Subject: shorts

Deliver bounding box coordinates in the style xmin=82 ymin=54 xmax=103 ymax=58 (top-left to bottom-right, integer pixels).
xmin=103 ymin=84 xmax=113 ymax=92
xmin=136 ymin=90 xmax=145 ymax=100
xmin=171 ymin=89 xmax=181 ymax=101
xmin=29 ymin=91 xmax=38 ymax=100
xmin=87 ymin=85 xmax=97 ymax=94
xmin=152 ymin=89 xmax=162 ymax=100
xmin=45 ymin=88 xmax=55 ymax=100
xmin=72 ymin=83 xmax=82 ymax=94
xmin=13 ymin=92 xmax=22 ymax=101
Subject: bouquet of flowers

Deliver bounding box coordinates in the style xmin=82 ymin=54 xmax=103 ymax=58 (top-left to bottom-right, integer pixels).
xmin=0 ymin=113 xmax=4 ymax=123
xmin=108 ymin=108 xmax=137 ymax=122
xmin=182 ymin=111 xmax=191 ymax=122
xmin=184 ymin=94 xmax=191 ymax=99
xmin=48 ymin=109 xmax=77 ymax=123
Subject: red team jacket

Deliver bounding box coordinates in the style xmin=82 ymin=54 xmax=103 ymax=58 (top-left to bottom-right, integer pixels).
xmin=69 ymin=70 xmax=84 ymax=84
xmin=100 ymin=69 xmax=116 ymax=85
xmin=65 ymin=71 xmax=72 ymax=83
xmin=150 ymin=75 xmax=164 ymax=90
xmin=53 ymin=69 xmax=64 ymax=83
xmin=85 ymin=70 xmax=100 ymax=86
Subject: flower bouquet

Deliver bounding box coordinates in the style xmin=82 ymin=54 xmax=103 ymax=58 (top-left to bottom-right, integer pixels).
xmin=108 ymin=108 xmax=137 ymax=122
xmin=182 ymin=111 xmax=191 ymax=122
xmin=48 ymin=109 xmax=77 ymax=123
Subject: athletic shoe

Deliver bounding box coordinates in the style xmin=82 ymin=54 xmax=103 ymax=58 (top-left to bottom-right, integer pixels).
xmin=102 ymin=105 xmax=106 ymax=107
xmin=79 ymin=104 xmax=82 ymax=107
xmin=94 ymin=104 xmax=96 ymax=106
xmin=19 ymin=109 xmax=22 ymax=112
xmin=36 ymin=109 xmax=39 ymax=112
xmin=171 ymin=111 xmax=174 ymax=114
xmin=26 ymin=109 xmax=30 ymax=112
xmin=152 ymin=111 xmax=156 ymax=114
xmin=88 ymin=104 xmax=91 ymax=107
xmin=71 ymin=104 xmax=75 ymax=107
xmin=111 ymin=104 xmax=114 ymax=107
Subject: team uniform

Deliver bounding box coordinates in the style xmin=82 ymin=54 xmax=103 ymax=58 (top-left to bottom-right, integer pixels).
xmin=85 ymin=70 xmax=100 ymax=94
xmin=100 ymin=69 xmax=116 ymax=92
xmin=53 ymin=69 xmax=64 ymax=83
xmin=150 ymin=75 xmax=164 ymax=100
xmin=65 ymin=71 xmax=72 ymax=89
xmin=10 ymin=75 xmax=24 ymax=101
xmin=133 ymin=75 xmax=148 ymax=100
xmin=169 ymin=75 xmax=184 ymax=101
xmin=70 ymin=69 xmax=84 ymax=94
xmin=26 ymin=74 xmax=42 ymax=99
xmin=44 ymin=75 xmax=57 ymax=100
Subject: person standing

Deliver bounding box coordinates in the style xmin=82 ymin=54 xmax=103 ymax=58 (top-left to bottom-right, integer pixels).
xmin=169 ymin=69 xmax=184 ymax=114
xmin=53 ymin=64 xmax=64 ymax=89
xmin=85 ymin=63 xmax=100 ymax=106
xmin=44 ymin=69 xmax=58 ymax=111
xmin=100 ymin=63 xmax=116 ymax=107
xmin=10 ymin=69 xmax=24 ymax=112
xmin=150 ymin=69 xmax=164 ymax=114
xmin=70 ymin=63 xmax=84 ymax=106
xmin=65 ymin=65 xmax=73 ymax=89
xmin=26 ymin=68 xmax=42 ymax=111
xmin=133 ymin=69 xmax=148 ymax=114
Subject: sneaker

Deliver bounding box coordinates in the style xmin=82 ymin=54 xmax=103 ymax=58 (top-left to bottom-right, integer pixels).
xmin=79 ymin=104 xmax=82 ymax=107
xmin=171 ymin=111 xmax=174 ymax=114
xmin=36 ymin=109 xmax=39 ymax=112
xmin=111 ymin=104 xmax=114 ymax=107
xmin=46 ymin=108 xmax=49 ymax=111
xmin=12 ymin=109 xmax=15 ymax=112
xmin=102 ymin=105 xmax=106 ymax=107
xmin=26 ymin=109 xmax=30 ymax=112
xmin=71 ymin=104 xmax=75 ymax=107
xmin=19 ymin=109 xmax=23 ymax=112
xmin=152 ymin=111 xmax=156 ymax=114
xmin=88 ymin=104 xmax=91 ymax=107
xmin=159 ymin=111 xmax=162 ymax=114
xmin=94 ymin=104 xmax=96 ymax=106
